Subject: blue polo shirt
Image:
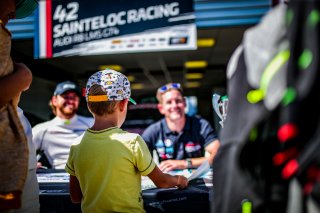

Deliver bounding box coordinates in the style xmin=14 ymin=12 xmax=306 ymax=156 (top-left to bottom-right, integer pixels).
xmin=142 ymin=115 xmax=218 ymax=162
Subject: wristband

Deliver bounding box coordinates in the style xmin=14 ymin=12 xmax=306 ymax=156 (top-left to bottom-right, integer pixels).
xmin=186 ymin=158 xmax=192 ymax=169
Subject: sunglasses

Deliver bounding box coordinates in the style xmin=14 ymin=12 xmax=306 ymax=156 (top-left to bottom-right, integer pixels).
xmin=158 ymin=83 xmax=181 ymax=93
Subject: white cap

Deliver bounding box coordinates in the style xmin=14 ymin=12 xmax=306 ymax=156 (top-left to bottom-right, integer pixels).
xmin=86 ymin=69 xmax=136 ymax=104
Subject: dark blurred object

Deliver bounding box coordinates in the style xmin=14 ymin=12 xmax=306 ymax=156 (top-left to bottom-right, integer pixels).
xmin=23 ymin=111 xmax=45 ymax=127
xmin=123 ymin=102 xmax=162 ymax=135
xmin=36 ymin=150 xmax=52 ymax=169
xmin=272 ymin=0 xmax=289 ymax=6
xmin=213 ymin=1 xmax=320 ymax=213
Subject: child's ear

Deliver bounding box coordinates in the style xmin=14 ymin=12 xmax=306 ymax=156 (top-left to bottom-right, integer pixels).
xmin=119 ymin=99 xmax=128 ymax=112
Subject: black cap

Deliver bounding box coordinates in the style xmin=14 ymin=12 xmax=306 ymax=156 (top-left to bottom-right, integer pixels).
xmin=15 ymin=0 xmax=38 ymax=19
xmin=54 ymin=81 xmax=81 ymax=97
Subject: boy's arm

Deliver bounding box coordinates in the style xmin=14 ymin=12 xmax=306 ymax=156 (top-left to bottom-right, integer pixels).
xmin=0 ymin=62 xmax=32 ymax=108
xmin=69 ymin=175 xmax=83 ymax=203
xmin=147 ymin=166 xmax=188 ymax=189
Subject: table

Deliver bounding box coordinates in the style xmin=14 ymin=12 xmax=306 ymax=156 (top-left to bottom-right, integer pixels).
xmin=37 ymin=169 xmax=212 ymax=213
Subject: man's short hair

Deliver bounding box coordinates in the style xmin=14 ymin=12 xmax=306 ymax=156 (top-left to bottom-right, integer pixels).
xmin=156 ymin=83 xmax=183 ymax=103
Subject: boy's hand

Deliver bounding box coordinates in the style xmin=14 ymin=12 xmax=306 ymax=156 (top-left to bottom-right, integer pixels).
xmin=176 ymin=175 xmax=188 ymax=189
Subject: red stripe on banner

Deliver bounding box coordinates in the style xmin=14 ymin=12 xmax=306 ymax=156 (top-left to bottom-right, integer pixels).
xmin=46 ymin=0 xmax=52 ymax=58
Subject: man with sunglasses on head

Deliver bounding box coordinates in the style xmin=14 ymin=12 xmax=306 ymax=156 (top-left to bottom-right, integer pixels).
xmin=142 ymin=83 xmax=220 ymax=172
xmin=32 ymin=81 xmax=93 ymax=169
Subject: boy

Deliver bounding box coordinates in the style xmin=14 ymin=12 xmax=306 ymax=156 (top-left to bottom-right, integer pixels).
xmin=65 ymin=69 xmax=188 ymax=213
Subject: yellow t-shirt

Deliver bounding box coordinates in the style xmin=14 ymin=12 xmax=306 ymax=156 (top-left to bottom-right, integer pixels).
xmin=65 ymin=127 xmax=156 ymax=213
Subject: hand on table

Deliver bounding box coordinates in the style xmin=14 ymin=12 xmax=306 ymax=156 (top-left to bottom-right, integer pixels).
xmin=175 ymin=175 xmax=188 ymax=189
xmin=159 ymin=159 xmax=187 ymax=172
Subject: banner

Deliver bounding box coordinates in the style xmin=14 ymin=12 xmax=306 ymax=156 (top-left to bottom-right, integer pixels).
xmin=35 ymin=0 xmax=196 ymax=58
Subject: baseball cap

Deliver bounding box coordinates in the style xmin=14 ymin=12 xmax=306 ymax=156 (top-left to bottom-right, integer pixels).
xmin=15 ymin=0 xmax=38 ymax=19
xmin=86 ymin=69 xmax=136 ymax=105
xmin=54 ymin=81 xmax=81 ymax=97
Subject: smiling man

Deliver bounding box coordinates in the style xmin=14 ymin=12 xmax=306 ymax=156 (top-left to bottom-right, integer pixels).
xmin=142 ymin=83 xmax=220 ymax=172
xmin=32 ymin=81 xmax=93 ymax=169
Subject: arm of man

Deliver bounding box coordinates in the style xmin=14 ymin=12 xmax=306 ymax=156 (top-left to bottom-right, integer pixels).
xmin=148 ymin=166 xmax=188 ymax=189
xmin=69 ymin=175 xmax=83 ymax=203
xmin=0 ymin=62 xmax=32 ymax=108
xmin=204 ymin=138 xmax=220 ymax=165
xmin=159 ymin=139 xmax=220 ymax=172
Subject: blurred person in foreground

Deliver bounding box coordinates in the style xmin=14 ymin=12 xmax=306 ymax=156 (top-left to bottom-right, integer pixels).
xmin=142 ymin=83 xmax=220 ymax=172
xmin=32 ymin=81 xmax=93 ymax=169
xmin=0 ymin=0 xmax=39 ymax=211
xmin=14 ymin=108 xmax=40 ymax=213
xmin=212 ymin=1 xmax=320 ymax=212
xmin=65 ymin=69 xmax=188 ymax=213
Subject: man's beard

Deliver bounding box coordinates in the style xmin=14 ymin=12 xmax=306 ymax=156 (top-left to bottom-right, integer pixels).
xmin=60 ymin=105 xmax=77 ymax=117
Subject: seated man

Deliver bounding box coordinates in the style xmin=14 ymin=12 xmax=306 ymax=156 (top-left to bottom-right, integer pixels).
xmin=142 ymin=83 xmax=220 ymax=172
xmin=32 ymin=81 xmax=93 ymax=169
